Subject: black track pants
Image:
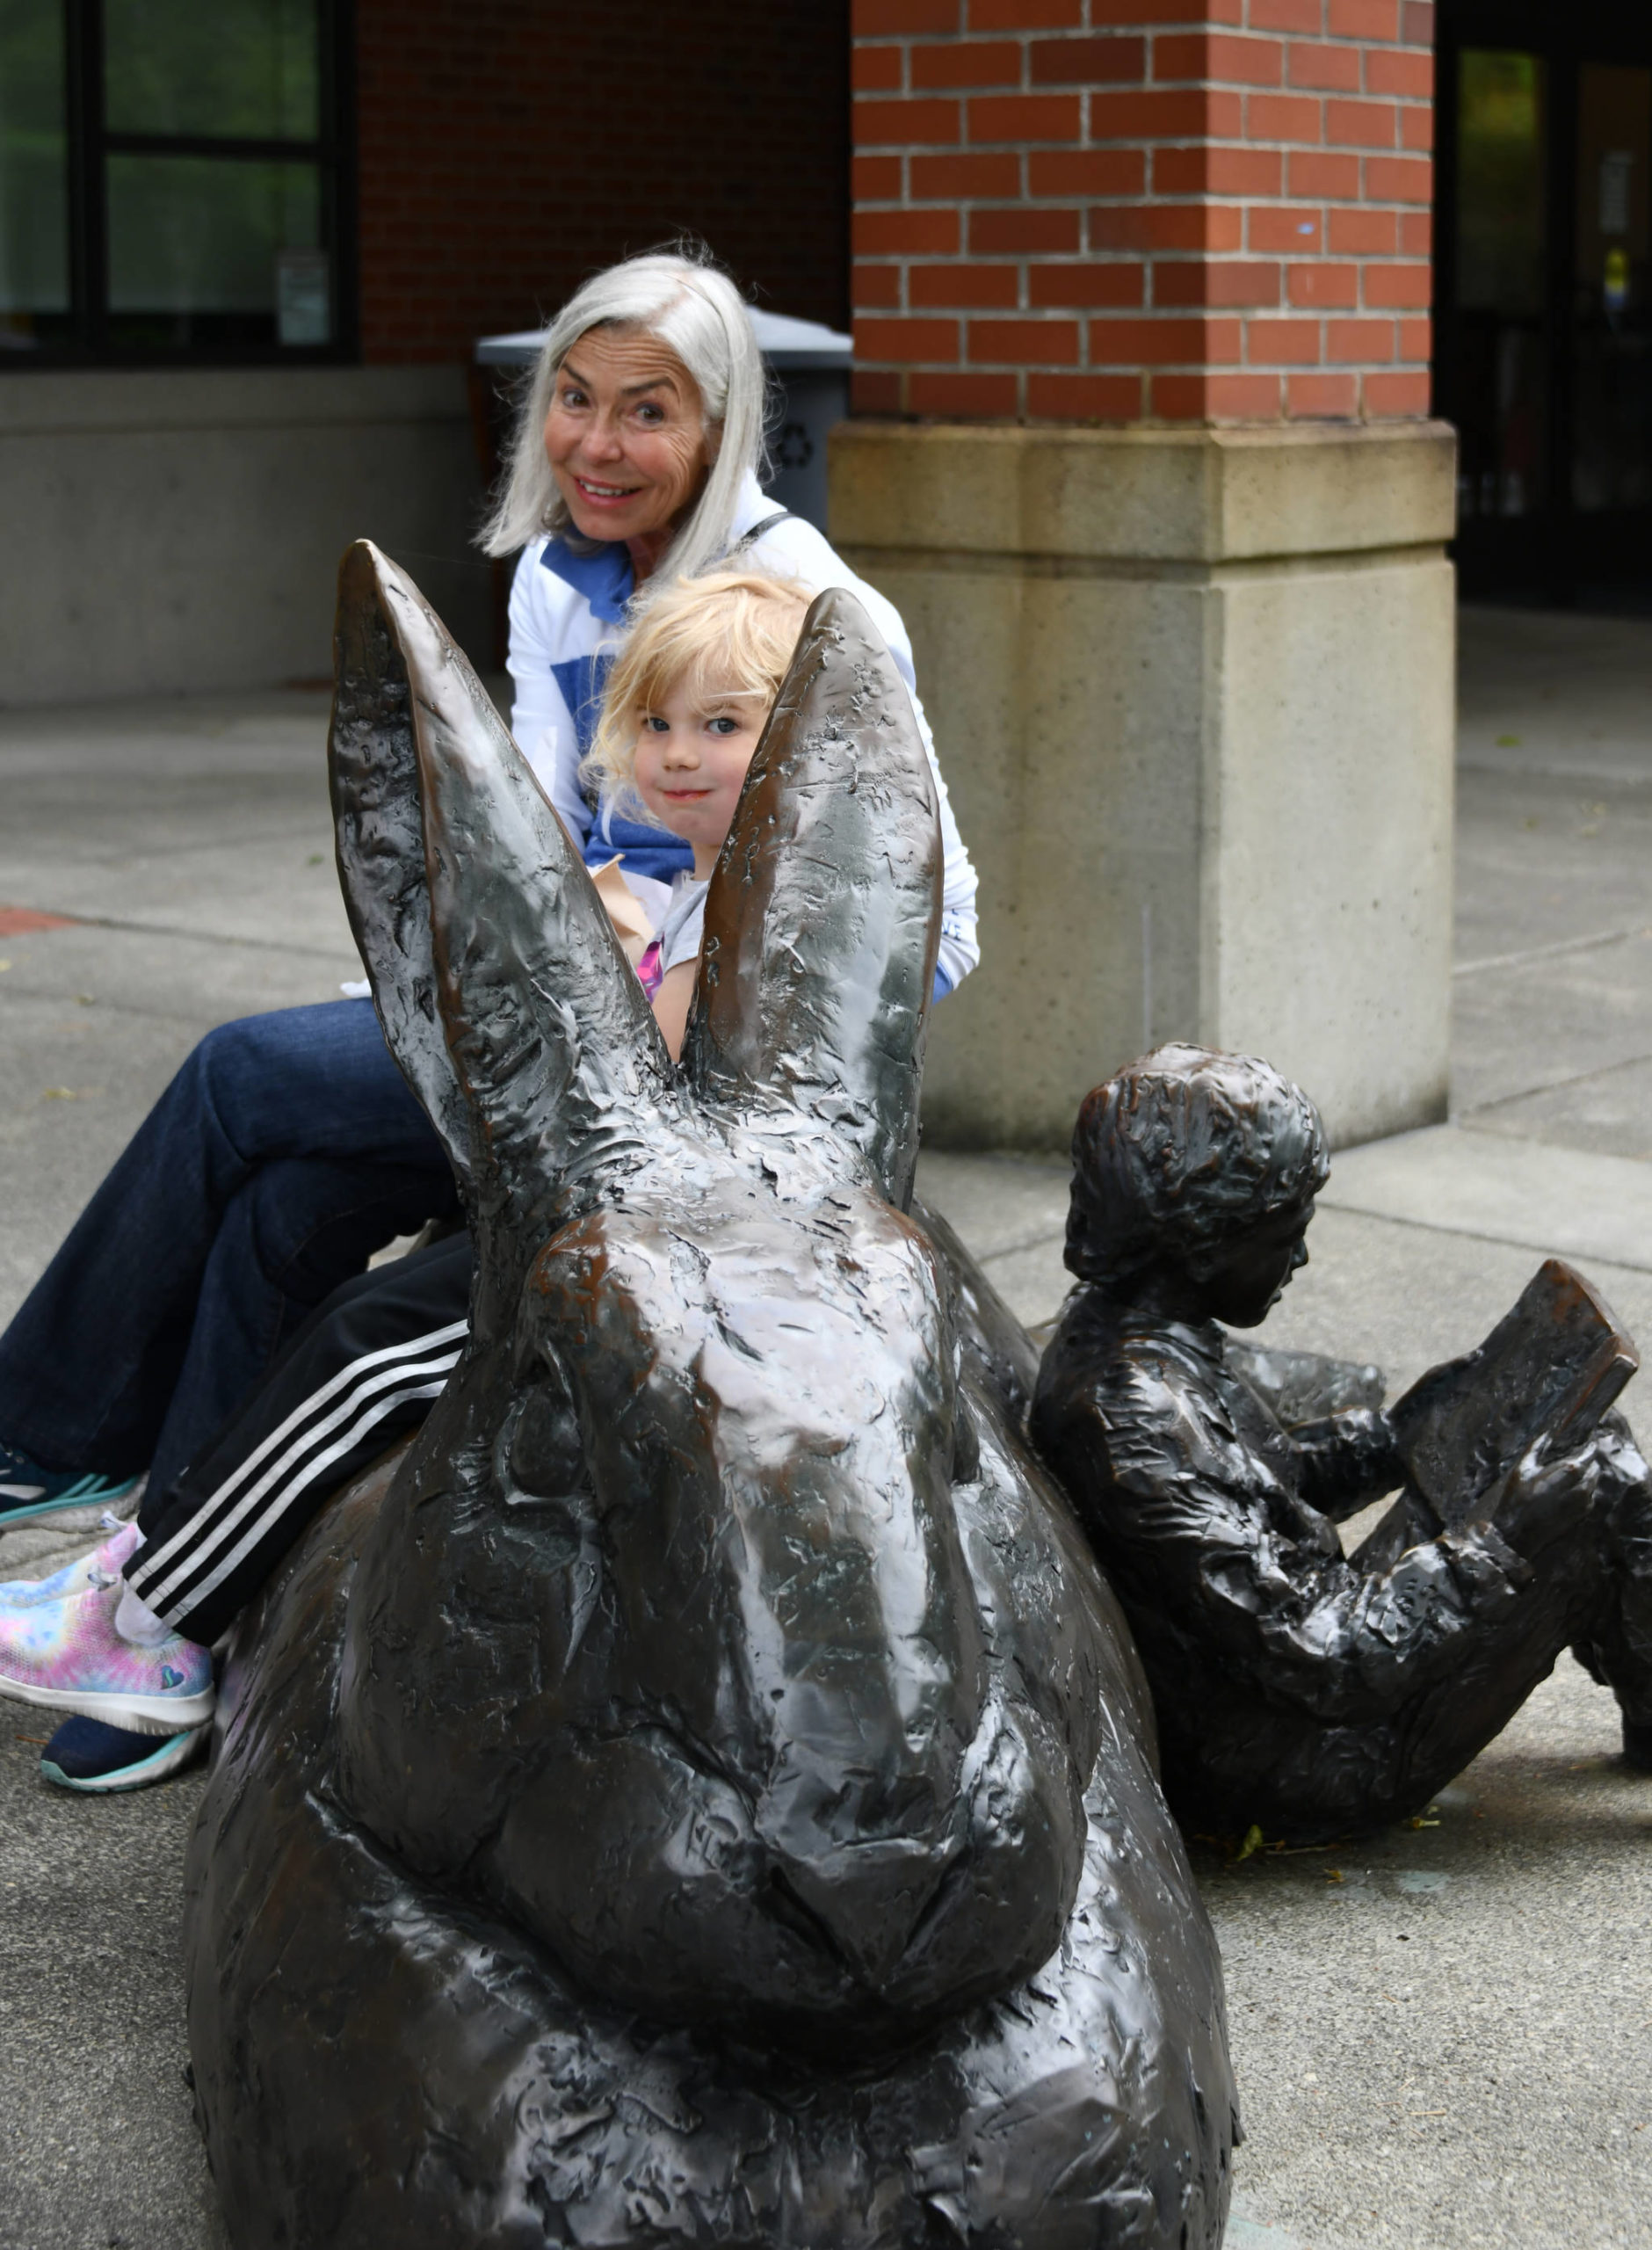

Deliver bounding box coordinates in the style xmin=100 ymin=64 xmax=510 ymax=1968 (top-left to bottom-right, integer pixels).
xmin=125 ymin=1231 xmax=473 ymax=1645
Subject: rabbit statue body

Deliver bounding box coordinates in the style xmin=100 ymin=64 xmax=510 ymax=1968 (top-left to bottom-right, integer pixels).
xmin=184 ymin=545 xmax=1237 ymax=2248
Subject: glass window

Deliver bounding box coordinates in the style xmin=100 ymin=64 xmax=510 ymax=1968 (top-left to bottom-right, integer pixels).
xmin=105 ymin=154 xmax=323 ymax=347
xmin=1455 ymin=51 xmax=1549 ymax=522
xmin=0 ymin=0 xmax=341 ymax=360
xmin=0 ymin=0 xmax=70 ymax=350
xmin=104 ymin=0 xmax=319 ymax=142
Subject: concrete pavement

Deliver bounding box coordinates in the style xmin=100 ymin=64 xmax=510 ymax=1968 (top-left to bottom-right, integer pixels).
xmin=1 ymin=606 xmax=1650 ymax=2246
xmin=0 ymin=692 xmax=351 ymax=2250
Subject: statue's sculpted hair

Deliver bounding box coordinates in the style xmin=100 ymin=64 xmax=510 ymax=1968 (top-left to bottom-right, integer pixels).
xmin=1064 ymin=1043 xmax=1330 ymax=1285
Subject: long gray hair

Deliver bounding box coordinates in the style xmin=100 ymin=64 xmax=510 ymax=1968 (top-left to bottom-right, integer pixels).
xmin=478 ymin=248 xmax=769 ymax=583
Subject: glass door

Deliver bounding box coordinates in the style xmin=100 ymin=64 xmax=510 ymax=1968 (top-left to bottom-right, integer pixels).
xmin=1453 ymin=50 xmax=1549 ymax=528
xmin=1438 ymin=2 xmax=1652 ymax=601
xmin=1572 ymin=63 xmax=1652 ymax=518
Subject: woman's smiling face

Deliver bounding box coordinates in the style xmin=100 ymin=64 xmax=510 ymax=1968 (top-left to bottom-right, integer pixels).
xmin=542 ymin=326 xmax=713 ymax=560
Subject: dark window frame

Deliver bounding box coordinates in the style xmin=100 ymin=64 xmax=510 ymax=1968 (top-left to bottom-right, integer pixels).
xmin=7 ymin=0 xmax=356 ymax=369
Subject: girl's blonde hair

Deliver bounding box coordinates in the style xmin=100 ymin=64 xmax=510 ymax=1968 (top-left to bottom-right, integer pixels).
xmin=582 ymin=570 xmax=813 ymax=818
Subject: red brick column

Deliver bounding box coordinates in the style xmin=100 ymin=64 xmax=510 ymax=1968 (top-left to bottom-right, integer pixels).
xmin=851 ymin=0 xmax=1434 ymax=422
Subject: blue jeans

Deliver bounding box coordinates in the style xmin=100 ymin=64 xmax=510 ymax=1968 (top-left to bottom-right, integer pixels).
xmin=0 ymin=1000 xmax=457 ymax=1497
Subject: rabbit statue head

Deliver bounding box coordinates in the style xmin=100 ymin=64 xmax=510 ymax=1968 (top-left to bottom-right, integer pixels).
xmin=325 ymin=544 xmax=1101 ymax=2045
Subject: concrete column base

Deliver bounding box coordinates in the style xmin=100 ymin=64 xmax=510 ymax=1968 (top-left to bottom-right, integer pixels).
xmin=830 ymin=419 xmax=1457 ymax=1151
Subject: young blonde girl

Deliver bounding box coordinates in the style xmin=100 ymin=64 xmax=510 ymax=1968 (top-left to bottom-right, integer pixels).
xmin=0 ymin=570 xmax=816 ymax=1788
xmin=584 ymin=569 xmax=812 ymax=1058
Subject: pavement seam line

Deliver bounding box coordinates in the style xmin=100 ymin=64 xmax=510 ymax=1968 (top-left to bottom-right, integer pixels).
xmin=1315 ymin=1195 xmax=1652 ymax=1274
xmin=1455 ymin=1047 xmax=1652 ymax=1120
xmin=971 ymin=1225 xmax=1069 ymax=1263
xmin=1454 ymin=923 xmax=1652 ymax=980
xmin=0 ymin=909 xmax=358 ymax=965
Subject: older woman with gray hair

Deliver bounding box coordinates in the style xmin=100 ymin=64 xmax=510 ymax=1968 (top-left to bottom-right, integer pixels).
xmin=482 ymin=246 xmax=978 ymax=988
xmin=0 ymin=245 xmax=980 ymax=1789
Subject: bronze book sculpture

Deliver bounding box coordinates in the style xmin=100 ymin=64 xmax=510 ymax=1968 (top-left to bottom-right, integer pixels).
xmin=183 ymin=548 xmax=1237 ymax=2248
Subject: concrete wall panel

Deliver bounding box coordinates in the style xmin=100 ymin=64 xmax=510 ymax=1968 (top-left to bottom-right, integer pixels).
xmin=0 ymin=370 xmax=489 ymax=705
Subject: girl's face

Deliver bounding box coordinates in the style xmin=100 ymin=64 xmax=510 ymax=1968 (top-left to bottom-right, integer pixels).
xmin=542 ymin=328 xmax=713 ymax=568
xmin=631 ymin=676 xmax=765 ymax=878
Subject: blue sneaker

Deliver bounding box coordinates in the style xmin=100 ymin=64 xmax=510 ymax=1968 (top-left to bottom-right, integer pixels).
xmin=0 ymin=1441 xmax=140 ymax=1529
xmin=39 ymin=1715 xmax=209 ymax=1794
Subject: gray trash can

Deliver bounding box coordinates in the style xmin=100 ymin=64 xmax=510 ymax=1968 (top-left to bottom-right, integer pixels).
xmin=475 ymin=308 xmax=851 ymax=538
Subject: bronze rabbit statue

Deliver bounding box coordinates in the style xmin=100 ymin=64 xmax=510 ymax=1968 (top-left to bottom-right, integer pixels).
xmin=183 ymin=543 xmax=1238 ymax=2248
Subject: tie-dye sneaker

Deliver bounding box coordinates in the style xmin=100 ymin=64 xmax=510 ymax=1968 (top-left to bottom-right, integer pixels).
xmin=0 ymin=1579 xmax=213 ymax=1735
xmin=0 ymin=1441 xmax=141 ymax=1529
xmin=0 ymin=1515 xmax=141 ymax=1608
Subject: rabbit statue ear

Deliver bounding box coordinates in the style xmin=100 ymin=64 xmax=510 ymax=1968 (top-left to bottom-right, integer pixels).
xmin=330 ymin=543 xmax=670 ymax=1317
xmin=684 ymin=586 xmax=942 ymax=1208
xmin=330 ymin=541 xmax=475 ymax=1191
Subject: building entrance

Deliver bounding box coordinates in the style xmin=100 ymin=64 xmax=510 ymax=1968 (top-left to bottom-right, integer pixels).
xmin=1438 ymin=0 xmax=1652 ymax=600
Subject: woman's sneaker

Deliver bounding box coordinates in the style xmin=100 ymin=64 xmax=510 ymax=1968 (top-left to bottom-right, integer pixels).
xmin=0 ymin=1579 xmax=213 ymax=1733
xmin=39 ymin=1716 xmax=209 ymax=1795
xmin=0 ymin=1515 xmax=141 ymax=1608
xmin=0 ymin=1441 xmax=140 ymax=1529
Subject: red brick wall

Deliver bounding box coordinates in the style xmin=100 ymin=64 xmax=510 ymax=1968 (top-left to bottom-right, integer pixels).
xmin=356 ymin=1 xmax=849 ymax=361
xmin=851 ymin=0 xmax=1434 ymax=420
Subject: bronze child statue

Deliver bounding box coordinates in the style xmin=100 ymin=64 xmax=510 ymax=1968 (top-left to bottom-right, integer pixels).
xmin=1032 ymin=1043 xmax=1652 ymax=1845
xmin=184 ymin=551 xmax=1237 ymax=2248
